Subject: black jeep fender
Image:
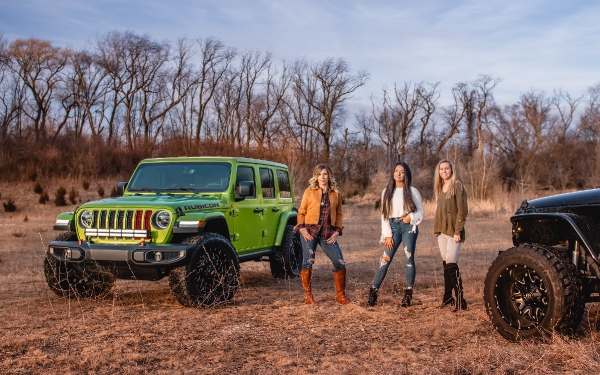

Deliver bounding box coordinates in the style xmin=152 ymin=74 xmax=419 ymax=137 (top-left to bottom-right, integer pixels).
xmin=273 ymin=211 xmax=297 ymax=247
xmin=511 ymin=212 xmax=600 ymax=267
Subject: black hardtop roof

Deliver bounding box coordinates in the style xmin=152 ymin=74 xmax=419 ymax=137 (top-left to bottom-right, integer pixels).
xmin=138 ymin=156 xmax=289 ymax=169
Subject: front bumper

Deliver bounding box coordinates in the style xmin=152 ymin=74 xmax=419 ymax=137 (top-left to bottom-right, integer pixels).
xmin=47 ymin=240 xmax=192 ymax=267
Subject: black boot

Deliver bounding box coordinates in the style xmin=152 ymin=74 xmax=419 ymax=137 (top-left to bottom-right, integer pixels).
xmin=441 ymin=261 xmax=454 ymax=308
xmin=400 ymin=287 xmax=412 ymax=307
xmin=367 ymin=287 xmax=378 ymax=307
xmin=447 ymin=263 xmax=468 ymax=312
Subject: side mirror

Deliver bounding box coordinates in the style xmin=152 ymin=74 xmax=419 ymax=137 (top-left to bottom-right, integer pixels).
xmin=116 ymin=182 xmax=128 ymax=196
xmin=235 ymin=181 xmax=254 ymax=201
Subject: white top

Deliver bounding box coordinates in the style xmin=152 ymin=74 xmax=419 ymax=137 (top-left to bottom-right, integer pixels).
xmin=380 ymin=186 xmax=424 ymax=239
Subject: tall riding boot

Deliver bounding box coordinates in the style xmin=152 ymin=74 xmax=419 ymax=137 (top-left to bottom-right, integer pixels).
xmin=441 ymin=261 xmax=454 ymax=308
xmin=447 ymin=263 xmax=468 ymax=311
xmin=300 ymin=269 xmax=316 ymax=305
xmin=333 ymin=270 xmax=350 ymax=305
xmin=400 ymin=287 xmax=413 ymax=307
xmin=367 ymin=287 xmax=378 ymax=307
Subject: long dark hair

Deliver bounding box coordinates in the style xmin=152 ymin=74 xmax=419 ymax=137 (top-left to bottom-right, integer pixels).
xmin=382 ymin=162 xmax=417 ymax=219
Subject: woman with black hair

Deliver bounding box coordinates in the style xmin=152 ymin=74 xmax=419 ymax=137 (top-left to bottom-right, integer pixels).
xmin=367 ymin=162 xmax=424 ymax=307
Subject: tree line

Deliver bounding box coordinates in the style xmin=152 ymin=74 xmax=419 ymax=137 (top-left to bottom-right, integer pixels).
xmin=1 ymin=31 xmax=599 ymax=200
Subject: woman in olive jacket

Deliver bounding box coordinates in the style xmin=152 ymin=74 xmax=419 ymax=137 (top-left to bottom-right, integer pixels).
xmin=433 ymin=159 xmax=469 ymax=311
xmin=295 ymin=163 xmax=349 ymax=305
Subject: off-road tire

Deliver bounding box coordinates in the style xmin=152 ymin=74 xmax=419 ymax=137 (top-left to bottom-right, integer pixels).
xmin=168 ymin=233 xmax=240 ymax=307
xmin=483 ymin=244 xmax=585 ymax=341
xmin=44 ymin=232 xmax=116 ymax=299
xmin=269 ymin=225 xmax=302 ymax=279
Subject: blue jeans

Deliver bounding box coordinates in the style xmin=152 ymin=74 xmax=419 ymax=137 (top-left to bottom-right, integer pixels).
xmin=299 ymin=234 xmax=346 ymax=271
xmin=372 ymin=219 xmax=418 ymax=289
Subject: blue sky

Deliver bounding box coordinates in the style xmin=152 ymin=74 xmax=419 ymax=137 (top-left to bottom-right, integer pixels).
xmin=2 ymin=0 xmax=599 ymax=113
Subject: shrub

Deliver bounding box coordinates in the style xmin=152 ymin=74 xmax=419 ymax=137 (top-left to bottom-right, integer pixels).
xmin=82 ymin=179 xmax=90 ymax=190
xmin=27 ymin=168 xmax=37 ymax=182
xmin=54 ymin=187 xmax=67 ymax=206
xmin=33 ymin=182 xmax=43 ymax=194
xmin=23 ymin=215 xmax=28 ymax=222
xmin=39 ymin=192 xmax=49 ymax=204
xmin=3 ymin=199 xmax=16 ymax=212
xmin=110 ymin=186 xmax=118 ymax=197
xmin=69 ymin=187 xmax=78 ymax=204
xmin=98 ymin=186 xmax=105 ymax=198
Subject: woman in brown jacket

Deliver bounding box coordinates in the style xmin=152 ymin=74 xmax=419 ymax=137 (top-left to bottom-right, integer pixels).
xmin=295 ymin=163 xmax=350 ymax=305
xmin=433 ymin=159 xmax=469 ymax=311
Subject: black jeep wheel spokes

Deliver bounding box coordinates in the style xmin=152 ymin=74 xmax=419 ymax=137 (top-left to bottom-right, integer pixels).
xmin=496 ymin=264 xmax=549 ymax=329
xmin=192 ymin=247 xmax=228 ymax=298
xmin=510 ymin=266 xmax=548 ymax=323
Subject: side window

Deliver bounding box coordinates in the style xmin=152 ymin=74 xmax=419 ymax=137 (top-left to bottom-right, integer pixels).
xmin=259 ymin=168 xmax=275 ymax=199
xmin=235 ymin=166 xmax=256 ymax=198
xmin=277 ymin=170 xmax=291 ymax=198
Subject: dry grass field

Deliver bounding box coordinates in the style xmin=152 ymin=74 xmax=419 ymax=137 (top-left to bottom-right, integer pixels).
xmin=2 ymin=182 xmax=600 ymax=374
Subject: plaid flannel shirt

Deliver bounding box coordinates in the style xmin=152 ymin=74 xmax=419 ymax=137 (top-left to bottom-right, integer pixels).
xmin=296 ymin=190 xmax=342 ymax=239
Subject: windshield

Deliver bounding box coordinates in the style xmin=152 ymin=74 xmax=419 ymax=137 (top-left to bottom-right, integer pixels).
xmin=128 ymin=161 xmax=231 ymax=193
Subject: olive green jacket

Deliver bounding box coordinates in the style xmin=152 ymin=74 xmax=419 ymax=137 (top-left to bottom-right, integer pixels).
xmin=433 ymin=181 xmax=468 ymax=242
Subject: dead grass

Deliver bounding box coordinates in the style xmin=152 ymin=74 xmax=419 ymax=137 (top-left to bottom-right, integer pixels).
xmin=1 ymin=181 xmax=600 ymax=374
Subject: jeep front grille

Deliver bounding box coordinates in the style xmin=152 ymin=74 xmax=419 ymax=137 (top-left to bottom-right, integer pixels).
xmin=84 ymin=209 xmax=152 ymax=239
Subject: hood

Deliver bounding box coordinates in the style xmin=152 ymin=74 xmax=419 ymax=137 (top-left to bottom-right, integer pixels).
xmin=77 ymin=194 xmax=226 ymax=212
xmin=519 ymin=188 xmax=600 ymax=212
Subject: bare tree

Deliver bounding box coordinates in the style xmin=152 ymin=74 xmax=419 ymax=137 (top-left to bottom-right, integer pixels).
xmin=472 ymin=74 xmax=501 ymax=156
xmin=582 ymin=83 xmax=600 ymax=186
xmin=6 ymin=38 xmax=69 ymax=141
xmin=248 ymin=60 xmax=291 ymax=157
xmin=193 ymin=37 xmax=236 ymax=150
xmin=436 ymin=83 xmax=468 ymax=157
xmin=0 ymin=35 xmax=27 ymax=145
xmin=287 ymin=57 xmax=369 ymax=163
xmin=551 ymin=88 xmax=582 ymax=142
xmin=488 ymin=90 xmax=554 ymax=191
xmin=373 ymin=81 xmax=435 ymax=166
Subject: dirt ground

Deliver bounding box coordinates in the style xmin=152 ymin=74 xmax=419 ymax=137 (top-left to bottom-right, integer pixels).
xmin=2 ymin=182 xmax=600 ymax=374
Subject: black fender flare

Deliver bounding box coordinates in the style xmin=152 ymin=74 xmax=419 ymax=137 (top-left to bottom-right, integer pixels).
xmin=511 ymin=212 xmax=600 ymax=265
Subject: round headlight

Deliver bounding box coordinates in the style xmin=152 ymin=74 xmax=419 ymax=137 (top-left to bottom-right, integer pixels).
xmin=80 ymin=210 xmax=93 ymax=228
xmin=154 ymin=210 xmax=171 ymax=229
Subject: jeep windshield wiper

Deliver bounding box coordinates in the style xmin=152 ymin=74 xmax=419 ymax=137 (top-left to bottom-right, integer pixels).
xmin=137 ymin=187 xmax=160 ymax=195
xmin=165 ymin=187 xmax=196 ymax=191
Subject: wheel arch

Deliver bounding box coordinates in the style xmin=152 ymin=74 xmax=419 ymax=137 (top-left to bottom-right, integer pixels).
xmin=512 ymin=213 xmax=600 ymax=265
xmin=202 ymin=216 xmax=231 ymax=240
xmin=273 ymin=212 xmax=297 ymax=247
xmin=190 ymin=232 xmax=240 ymax=271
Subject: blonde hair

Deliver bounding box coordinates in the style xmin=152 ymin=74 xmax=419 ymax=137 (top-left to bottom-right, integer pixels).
xmin=434 ymin=159 xmax=458 ymax=200
xmin=308 ymin=163 xmax=338 ymax=191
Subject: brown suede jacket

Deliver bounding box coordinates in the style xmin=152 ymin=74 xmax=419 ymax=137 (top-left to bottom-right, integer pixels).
xmin=295 ymin=187 xmax=344 ymax=232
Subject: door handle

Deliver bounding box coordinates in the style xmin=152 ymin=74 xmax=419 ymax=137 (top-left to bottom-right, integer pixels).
xmin=254 ymin=208 xmax=264 ymax=213
xmin=272 ymin=207 xmax=280 ymax=212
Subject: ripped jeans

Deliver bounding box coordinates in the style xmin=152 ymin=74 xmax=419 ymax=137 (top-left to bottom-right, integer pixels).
xmin=299 ymin=235 xmax=346 ymax=271
xmin=372 ymin=219 xmax=418 ymax=289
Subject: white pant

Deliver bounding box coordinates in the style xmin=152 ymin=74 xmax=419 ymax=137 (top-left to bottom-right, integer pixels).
xmin=437 ymin=233 xmax=462 ymax=263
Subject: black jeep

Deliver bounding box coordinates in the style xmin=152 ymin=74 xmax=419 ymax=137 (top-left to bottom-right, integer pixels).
xmin=483 ymin=189 xmax=600 ymax=340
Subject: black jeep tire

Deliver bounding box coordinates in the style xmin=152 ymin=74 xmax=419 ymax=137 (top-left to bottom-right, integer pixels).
xmin=44 ymin=232 xmax=115 ymax=299
xmin=168 ymin=233 xmax=240 ymax=307
xmin=269 ymin=225 xmax=302 ymax=279
xmin=483 ymin=244 xmax=584 ymax=341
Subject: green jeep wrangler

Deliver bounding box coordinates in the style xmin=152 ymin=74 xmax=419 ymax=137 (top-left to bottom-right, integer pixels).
xmin=45 ymin=157 xmax=302 ymax=307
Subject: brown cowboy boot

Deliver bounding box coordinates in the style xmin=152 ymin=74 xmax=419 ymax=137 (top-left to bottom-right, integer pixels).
xmin=333 ymin=270 xmax=350 ymax=305
xmin=300 ymin=269 xmax=316 ymax=304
